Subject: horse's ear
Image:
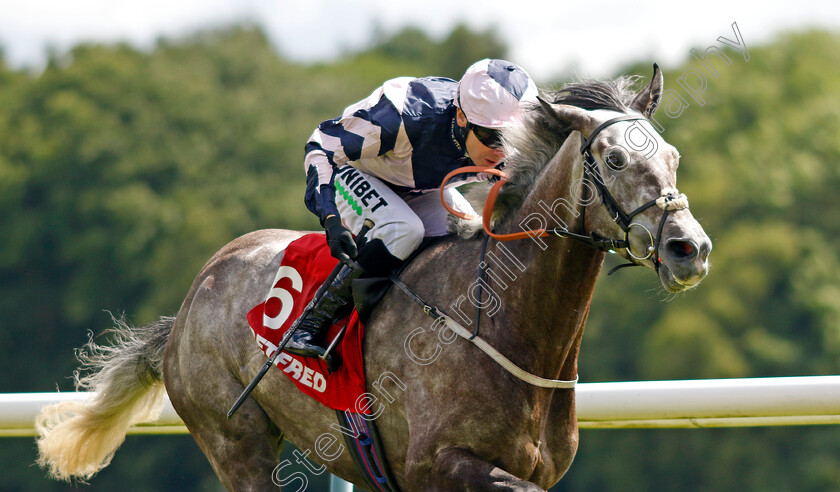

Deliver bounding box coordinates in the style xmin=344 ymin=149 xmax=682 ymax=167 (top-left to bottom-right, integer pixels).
xmin=630 ymin=63 xmax=663 ymax=119
xmin=536 ymin=95 xmax=595 ymax=131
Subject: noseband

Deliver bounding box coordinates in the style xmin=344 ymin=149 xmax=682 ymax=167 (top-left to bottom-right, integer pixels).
xmin=577 ymin=115 xmax=689 ymax=274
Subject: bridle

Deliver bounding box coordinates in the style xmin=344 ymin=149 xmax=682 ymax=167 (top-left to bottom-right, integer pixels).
xmin=577 ymin=115 xmax=689 ymax=274
xmin=441 ymin=113 xmax=689 ymax=275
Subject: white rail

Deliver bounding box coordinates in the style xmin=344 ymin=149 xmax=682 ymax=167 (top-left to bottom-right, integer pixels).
xmin=3 ymin=376 xmax=840 ymax=437
xmin=575 ymin=375 xmax=840 ymax=428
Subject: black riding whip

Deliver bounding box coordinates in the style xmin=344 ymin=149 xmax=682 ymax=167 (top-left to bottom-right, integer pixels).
xmin=227 ymin=219 xmax=374 ymax=419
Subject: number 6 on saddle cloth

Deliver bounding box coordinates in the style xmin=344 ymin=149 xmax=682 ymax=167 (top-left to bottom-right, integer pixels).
xmin=227 ymin=219 xmax=374 ymax=419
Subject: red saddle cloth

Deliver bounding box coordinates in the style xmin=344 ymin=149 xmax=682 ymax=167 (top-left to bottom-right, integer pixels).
xmin=246 ymin=234 xmax=366 ymax=412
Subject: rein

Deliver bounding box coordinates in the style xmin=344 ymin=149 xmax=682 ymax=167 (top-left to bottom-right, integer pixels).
xmin=440 ymin=115 xmax=689 ymax=273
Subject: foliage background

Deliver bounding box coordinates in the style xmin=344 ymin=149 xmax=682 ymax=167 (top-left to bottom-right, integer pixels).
xmin=1 ymin=23 xmax=838 ymax=491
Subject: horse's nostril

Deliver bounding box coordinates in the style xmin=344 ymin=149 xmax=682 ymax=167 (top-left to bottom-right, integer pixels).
xmin=666 ymin=240 xmax=696 ymax=260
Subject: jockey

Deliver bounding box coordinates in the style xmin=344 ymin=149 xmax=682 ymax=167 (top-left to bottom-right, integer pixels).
xmin=285 ymin=58 xmax=539 ymax=361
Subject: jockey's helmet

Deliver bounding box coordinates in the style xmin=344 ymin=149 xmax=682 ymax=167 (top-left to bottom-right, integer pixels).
xmin=455 ymin=58 xmax=538 ymax=128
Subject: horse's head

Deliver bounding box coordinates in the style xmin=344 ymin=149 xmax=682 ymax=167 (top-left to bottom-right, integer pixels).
xmin=535 ymin=65 xmax=711 ymax=292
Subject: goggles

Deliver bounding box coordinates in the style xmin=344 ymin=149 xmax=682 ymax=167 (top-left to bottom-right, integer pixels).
xmin=466 ymin=122 xmax=503 ymax=149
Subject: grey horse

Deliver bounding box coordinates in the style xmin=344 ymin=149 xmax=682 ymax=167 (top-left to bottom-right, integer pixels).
xmin=36 ymin=65 xmax=711 ymax=491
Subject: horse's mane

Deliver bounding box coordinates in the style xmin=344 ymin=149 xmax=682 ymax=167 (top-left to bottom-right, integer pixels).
xmin=449 ymin=75 xmax=642 ymax=238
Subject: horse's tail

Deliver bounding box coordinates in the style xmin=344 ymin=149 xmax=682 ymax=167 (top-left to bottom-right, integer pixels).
xmin=35 ymin=315 xmax=174 ymax=481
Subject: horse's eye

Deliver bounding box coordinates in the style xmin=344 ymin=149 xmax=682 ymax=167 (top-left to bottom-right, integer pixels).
xmin=603 ymin=146 xmax=630 ymax=172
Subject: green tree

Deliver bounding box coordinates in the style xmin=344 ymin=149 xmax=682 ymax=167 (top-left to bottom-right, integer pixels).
xmin=437 ymin=24 xmax=508 ymax=78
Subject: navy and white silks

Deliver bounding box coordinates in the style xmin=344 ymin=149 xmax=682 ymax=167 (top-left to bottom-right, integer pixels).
xmin=304 ymin=76 xmax=489 ymax=260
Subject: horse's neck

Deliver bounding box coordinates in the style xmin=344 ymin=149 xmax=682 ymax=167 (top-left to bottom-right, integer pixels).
xmin=487 ymin=140 xmax=605 ymax=379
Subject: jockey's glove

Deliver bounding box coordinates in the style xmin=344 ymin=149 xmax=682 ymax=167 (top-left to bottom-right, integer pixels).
xmin=324 ymin=215 xmax=358 ymax=264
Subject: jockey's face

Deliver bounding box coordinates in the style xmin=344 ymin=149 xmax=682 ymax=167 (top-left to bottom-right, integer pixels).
xmin=457 ymin=108 xmax=506 ymax=168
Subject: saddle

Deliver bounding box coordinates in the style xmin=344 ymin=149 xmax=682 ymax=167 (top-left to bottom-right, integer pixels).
xmin=247 ymin=233 xmax=365 ymax=411
xmin=246 ymin=233 xmax=438 ymax=411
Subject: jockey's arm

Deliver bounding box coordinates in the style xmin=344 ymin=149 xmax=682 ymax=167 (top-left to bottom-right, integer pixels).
xmin=302 ymin=80 xmax=407 ymax=226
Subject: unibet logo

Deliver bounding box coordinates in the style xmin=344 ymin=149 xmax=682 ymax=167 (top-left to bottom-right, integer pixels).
xmin=336 ymin=166 xmax=388 ymax=213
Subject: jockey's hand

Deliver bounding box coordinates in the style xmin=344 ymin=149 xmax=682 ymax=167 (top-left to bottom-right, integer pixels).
xmin=324 ymin=215 xmax=358 ymax=264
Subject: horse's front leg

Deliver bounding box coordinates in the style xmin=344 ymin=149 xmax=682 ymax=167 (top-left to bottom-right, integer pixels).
xmin=412 ymin=447 xmax=545 ymax=492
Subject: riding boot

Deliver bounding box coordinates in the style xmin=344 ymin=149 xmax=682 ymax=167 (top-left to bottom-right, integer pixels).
xmin=284 ymin=263 xmax=365 ymax=361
